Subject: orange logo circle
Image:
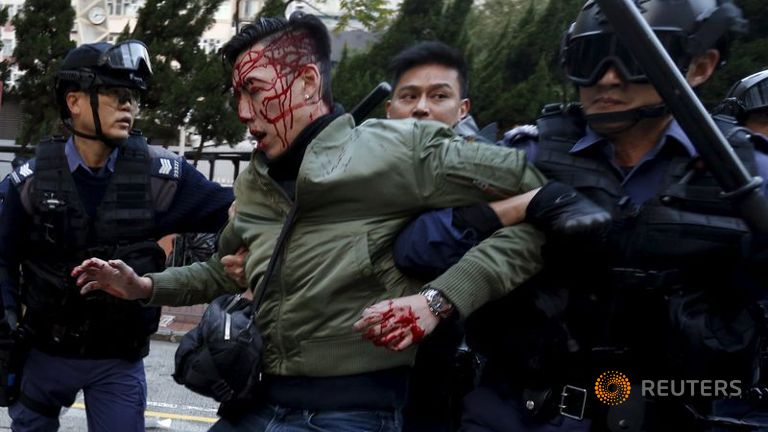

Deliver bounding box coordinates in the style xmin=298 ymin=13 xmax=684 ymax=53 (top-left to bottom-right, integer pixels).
xmin=594 ymin=371 xmax=631 ymax=406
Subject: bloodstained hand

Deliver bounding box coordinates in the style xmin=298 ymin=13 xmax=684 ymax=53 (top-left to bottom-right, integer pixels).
xmin=353 ymin=295 xmax=439 ymax=351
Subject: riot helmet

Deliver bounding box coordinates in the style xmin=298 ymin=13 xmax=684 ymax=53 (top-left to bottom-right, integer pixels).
xmin=717 ymin=70 xmax=768 ymax=120
xmin=55 ymin=40 xmax=152 ymax=145
xmin=561 ymin=0 xmax=746 ymax=87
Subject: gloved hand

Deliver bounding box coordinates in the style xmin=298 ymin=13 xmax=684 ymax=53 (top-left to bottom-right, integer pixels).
xmin=526 ymin=181 xmax=612 ymax=236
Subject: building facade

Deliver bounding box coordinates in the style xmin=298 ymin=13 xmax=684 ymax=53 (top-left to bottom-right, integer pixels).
xmin=0 ymin=0 xmax=265 ymax=88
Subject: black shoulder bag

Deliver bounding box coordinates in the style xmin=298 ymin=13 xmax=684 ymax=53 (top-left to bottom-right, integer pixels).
xmin=173 ymin=205 xmax=298 ymax=417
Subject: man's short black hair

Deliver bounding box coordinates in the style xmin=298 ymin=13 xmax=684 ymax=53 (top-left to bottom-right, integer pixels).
xmin=221 ymin=13 xmax=333 ymax=107
xmin=389 ymin=41 xmax=469 ymax=99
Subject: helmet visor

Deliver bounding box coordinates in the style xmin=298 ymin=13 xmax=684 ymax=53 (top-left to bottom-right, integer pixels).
xmin=563 ymin=31 xmax=689 ymax=86
xmin=98 ymin=40 xmax=152 ymax=76
xmin=741 ymin=79 xmax=768 ymax=113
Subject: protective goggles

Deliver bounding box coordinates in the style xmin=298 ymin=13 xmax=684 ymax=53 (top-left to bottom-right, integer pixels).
xmin=97 ymin=86 xmax=140 ymax=105
xmin=739 ymin=78 xmax=768 ymax=113
xmin=562 ymin=31 xmax=690 ymax=86
xmin=98 ymin=40 xmax=153 ymax=76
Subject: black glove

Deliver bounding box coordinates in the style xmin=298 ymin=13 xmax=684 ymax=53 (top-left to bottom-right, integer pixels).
xmin=526 ymin=181 xmax=612 ymax=236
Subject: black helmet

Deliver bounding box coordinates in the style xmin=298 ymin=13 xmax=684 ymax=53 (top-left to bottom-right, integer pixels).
xmin=724 ymin=70 xmax=768 ymax=118
xmin=561 ymin=0 xmax=747 ymax=86
xmin=55 ymin=40 xmax=152 ymax=119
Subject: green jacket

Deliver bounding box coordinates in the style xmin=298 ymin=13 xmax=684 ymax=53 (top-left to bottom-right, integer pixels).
xmin=148 ymin=115 xmax=545 ymax=377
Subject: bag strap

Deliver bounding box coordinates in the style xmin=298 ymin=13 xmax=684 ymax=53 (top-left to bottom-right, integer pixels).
xmin=251 ymin=205 xmax=299 ymax=313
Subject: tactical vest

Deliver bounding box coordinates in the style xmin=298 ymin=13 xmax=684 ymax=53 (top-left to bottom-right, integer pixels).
xmin=533 ymin=104 xmax=762 ymax=382
xmin=19 ymin=134 xmax=166 ymax=361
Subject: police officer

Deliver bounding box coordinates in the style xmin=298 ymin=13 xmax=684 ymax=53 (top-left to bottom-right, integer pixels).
xmin=0 ymin=156 xmax=29 ymax=217
xmin=0 ymin=40 xmax=233 ymax=431
xmin=393 ymin=1 xmax=767 ymax=431
xmin=709 ymin=69 xmax=768 ymax=429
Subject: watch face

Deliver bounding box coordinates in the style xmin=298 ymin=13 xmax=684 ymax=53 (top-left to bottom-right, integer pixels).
xmin=88 ymin=6 xmax=106 ymax=25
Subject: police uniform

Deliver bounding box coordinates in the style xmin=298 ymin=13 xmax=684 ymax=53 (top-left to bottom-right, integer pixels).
xmin=0 ymin=134 xmax=232 ymax=431
xmin=395 ymin=107 xmax=768 ymax=431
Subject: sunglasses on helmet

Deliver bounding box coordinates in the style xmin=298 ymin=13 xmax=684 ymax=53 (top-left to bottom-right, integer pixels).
xmin=98 ymin=40 xmax=153 ymax=75
xmin=562 ymin=31 xmax=690 ymax=86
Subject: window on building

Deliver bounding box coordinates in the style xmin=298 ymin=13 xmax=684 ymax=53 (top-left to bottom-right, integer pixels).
xmin=200 ymin=38 xmax=221 ymax=54
xmin=214 ymin=3 xmax=231 ymax=20
xmin=2 ymin=39 xmax=13 ymax=57
xmin=242 ymin=0 xmax=256 ymax=18
xmin=107 ymin=0 xmax=140 ymax=16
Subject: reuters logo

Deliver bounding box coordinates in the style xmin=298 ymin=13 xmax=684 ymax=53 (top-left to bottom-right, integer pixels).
xmin=594 ymin=371 xmax=631 ymax=405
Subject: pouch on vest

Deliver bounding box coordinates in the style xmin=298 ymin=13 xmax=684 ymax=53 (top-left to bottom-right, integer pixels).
xmin=0 ymin=327 xmax=30 ymax=407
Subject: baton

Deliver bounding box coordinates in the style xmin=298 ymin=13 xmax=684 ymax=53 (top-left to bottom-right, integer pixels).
xmin=595 ymin=0 xmax=768 ymax=234
xmin=350 ymin=82 xmax=392 ymax=125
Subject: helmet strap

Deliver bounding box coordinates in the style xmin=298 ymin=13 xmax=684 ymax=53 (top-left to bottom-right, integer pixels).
xmin=585 ymin=104 xmax=669 ymax=134
xmin=62 ymin=89 xmax=121 ymax=148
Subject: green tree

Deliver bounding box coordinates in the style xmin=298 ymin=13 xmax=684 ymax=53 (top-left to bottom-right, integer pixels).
xmin=12 ymin=0 xmax=75 ymax=146
xmin=469 ymin=0 xmax=583 ymax=130
xmin=129 ymin=0 xmax=244 ymax=150
xmin=257 ymin=0 xmax=287 ymax=18
xmin=186 ymin=52 xmax=245 ymax=161
xmin=0 ymin=6 xmax=9 ymax=87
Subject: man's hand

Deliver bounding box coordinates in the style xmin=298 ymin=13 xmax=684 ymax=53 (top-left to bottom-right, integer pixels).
xmin=526 ymin=180 xmax=612 ymax=235
xmin=353 ymin=295 xmax=439 ymax=351
xmin=221 ymin=247 xmax=248 ymax=287
xmin=71 ymin=258 xmax=153 ymax=300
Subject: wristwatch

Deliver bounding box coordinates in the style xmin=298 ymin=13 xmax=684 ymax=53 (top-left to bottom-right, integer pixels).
xmin=420 ymin=287 xmax=455 ymax=319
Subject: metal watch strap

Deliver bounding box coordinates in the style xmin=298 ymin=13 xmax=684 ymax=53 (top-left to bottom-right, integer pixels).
xmin=420 ymin=287 xmax=455 ymax=319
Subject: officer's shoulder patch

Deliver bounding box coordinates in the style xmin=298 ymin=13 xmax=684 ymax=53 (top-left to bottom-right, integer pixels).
xmin=9 ymin=159 xmax=36 ymax=186
xmin=148 ymin=146 xmax=182 ymax=180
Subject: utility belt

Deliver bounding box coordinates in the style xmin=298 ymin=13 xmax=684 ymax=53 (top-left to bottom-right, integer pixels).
xmin=515 ymin=348 xmax=715 ymax=431
xmin=608 ymin=268 xmax=687 ymax=293
xmin=22 ymin=310 xmax=152 ymax=361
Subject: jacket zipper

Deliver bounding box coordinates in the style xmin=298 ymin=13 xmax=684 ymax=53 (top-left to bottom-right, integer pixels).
xmin=261 ymin=172 xmax=296 ymax=372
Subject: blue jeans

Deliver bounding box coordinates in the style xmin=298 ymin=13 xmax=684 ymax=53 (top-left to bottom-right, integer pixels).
xmin=9 ymin=348 xmax=146 ymax=432
xmin=209 ymin=404 xmax=403 ymax=432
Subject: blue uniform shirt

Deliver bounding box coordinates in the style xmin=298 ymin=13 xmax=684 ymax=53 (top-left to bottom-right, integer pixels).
xmin=394 ymin=120 xmax=768 ymax=277
xmin=64 ymin=137 xmax=118 ymax=175
xmin=0 ymin=176 xmax=9 ymax=217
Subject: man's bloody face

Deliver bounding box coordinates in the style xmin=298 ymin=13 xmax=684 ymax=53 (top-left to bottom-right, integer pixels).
xmin=232 ymin=33 xmax=318 ymax=159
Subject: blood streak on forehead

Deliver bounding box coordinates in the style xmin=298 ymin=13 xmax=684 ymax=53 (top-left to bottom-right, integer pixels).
xmin=232 ymin=31 xmax=317 ymax=150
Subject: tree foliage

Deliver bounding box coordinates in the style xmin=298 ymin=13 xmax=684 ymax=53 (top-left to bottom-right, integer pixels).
xmin=8 ymin=0 xmax=768 ymax=148
xmin=0 ymin=6 xmax=8 ymax=86
xmin=12 ymin=0 xmax=75 ymax=146
xmin=333 ymin=0 xmax=768 ymax=136
xmin=128 ymin=0 xmax=244 ymax=149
